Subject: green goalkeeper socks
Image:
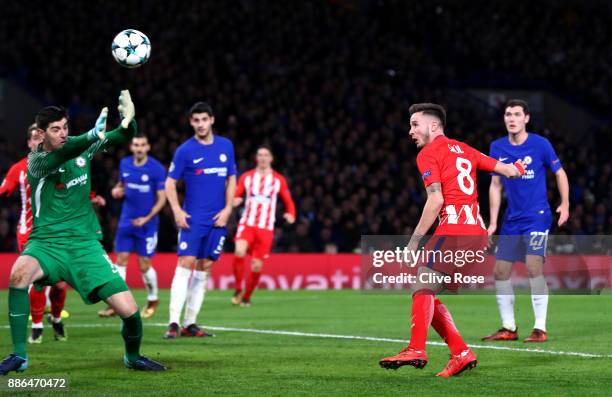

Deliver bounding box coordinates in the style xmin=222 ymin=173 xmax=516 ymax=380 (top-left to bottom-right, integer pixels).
xmin=8 ymin=286 xmax=30 ymax=359
xmin=121 ymin=311 xmax=143 ymax=362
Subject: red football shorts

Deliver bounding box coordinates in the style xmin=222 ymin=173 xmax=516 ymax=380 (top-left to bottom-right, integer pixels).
xmin=235 ymin=225 xmax=274 ymax=260
xmin=418 ymin=233 xmax=488 ymax=291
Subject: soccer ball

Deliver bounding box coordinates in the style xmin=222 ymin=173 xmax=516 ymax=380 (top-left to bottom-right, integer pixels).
xmin=111 ymin=29 xmax=151 ymax=68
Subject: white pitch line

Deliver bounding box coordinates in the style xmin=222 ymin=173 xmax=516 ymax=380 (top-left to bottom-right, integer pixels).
xmin=194 ymin=325 xmax=612 ymax=359
xmin=1 ymin=322 xmax=610 ymax=359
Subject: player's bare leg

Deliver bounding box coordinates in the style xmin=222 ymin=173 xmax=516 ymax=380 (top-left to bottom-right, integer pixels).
xmin=99 ymin=252 xmax=129 ymax=318
xmin=482 ymin=259 xmax=519 ymax=341
xmin=232 ymin=240 xmax=249 ymax=305
xmin=181 ymin=259 xmax=214 ymax=337
xmin=524 ymin=254 xmax=548 ymax=342
xmin=106 ymin=290 xmax=166 ymax=371
xmin=138 ymin=256 xmax=159 ymax=318
xmin=1 ymin=255 xmax=45 ymax=374
xmin=241 ymin=258 xmax=264 ymax=307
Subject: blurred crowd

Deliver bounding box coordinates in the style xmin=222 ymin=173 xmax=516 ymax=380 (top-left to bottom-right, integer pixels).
xmin=1 ymin=0 xmax=611 ymax=253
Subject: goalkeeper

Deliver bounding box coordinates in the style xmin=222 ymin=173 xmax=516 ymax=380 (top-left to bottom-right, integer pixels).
xmin=0 ymin=91 xmax=166 ymax=374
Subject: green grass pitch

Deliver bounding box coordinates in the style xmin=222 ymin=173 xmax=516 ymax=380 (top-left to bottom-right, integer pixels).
xmin=1 ymin=290 xmax=611 ymax=396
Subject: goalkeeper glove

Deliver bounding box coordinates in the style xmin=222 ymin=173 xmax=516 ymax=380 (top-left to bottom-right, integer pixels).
xmin=86 ymin=107 xmax=109 ymax=141
xmin=118 ymin=90 xmax=135 ymax=129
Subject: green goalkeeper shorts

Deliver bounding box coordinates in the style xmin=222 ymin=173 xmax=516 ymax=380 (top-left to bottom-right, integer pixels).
xmin=22 ymin=239 xmax=128 ymax=304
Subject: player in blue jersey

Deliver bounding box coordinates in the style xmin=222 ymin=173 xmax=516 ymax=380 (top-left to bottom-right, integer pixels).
xmin=98 ymin=134 xmax=166 ymax=319
xmin=482 ymin=99 xmax=570 ymax=343
xmin=163 ymin=102 xmax=236 ymax=339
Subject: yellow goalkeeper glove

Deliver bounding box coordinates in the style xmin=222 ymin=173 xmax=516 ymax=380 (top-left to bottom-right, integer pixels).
xmin=118 ymin=90 xmax=135 ymax=129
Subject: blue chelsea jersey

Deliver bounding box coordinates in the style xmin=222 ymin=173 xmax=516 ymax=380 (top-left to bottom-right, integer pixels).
xmin=168 ymin=135 xmax=236 ymax=225
xmin=118 ymin=156 xmax=166 ymax=228
xmin=489 ymin=133 xmax=562 ymax=222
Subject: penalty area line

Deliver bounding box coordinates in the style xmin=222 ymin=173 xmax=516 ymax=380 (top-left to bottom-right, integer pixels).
xmin=1 ymin=322 xmax=610 ymax=358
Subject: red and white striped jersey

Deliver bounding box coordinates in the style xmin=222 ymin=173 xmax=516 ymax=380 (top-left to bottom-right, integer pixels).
xmin=416 ymin=135 xmax=498 ymax=235
xmin=236 ymin=169 xmax=296 ymax=231
xmin=0 ymin=158 xmax=32 ymax=238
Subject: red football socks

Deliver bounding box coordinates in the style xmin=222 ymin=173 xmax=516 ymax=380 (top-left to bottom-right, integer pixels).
xmin=407 ymin=289 xmax=435 ymax=351
xmin=29 ymin=287 xmax=46 ymax=324
xmin=243 ymin=271 xmax=262 ymax=301
xmin=233 ymin=256 xmax=246 ymax=292
xmin=431 ymin=298 xmax=468 ymax=355
xmin=50 ymin=283 xmax=67 ymax=320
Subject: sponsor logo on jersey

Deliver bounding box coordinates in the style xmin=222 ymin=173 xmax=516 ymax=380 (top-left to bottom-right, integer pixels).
xmin=219 ymin=154 xmax=227 ymax=162
xmin=141 ymin=174 xmax=149 ymax=182
xmin=422 ymin=170 xmax=431 ymax=180
xmin=250 ymin=193 xmax=272 ymax=205
xmin=126 ymin=182 xmax=151 ymax=193
xmin=76 ymin=156 xmax=86 ymax=167
xmin=194 ymin=167 xmax=228 ymax=177
xmin=65 ymin=174 xmax=88 ymax=189
xmin=522 ymin=169 xmax=535 ymax=180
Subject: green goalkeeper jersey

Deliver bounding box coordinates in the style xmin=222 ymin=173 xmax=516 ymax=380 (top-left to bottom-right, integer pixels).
xmin=27 ymin=121 xmax=136 ymax=242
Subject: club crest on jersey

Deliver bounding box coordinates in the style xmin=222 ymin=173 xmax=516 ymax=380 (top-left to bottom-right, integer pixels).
xmin=448 ymin=144 xmax=464 ymax=154
xmin=75 ymin=156 xmax=86 ymax=167
xmin=219 ymin=153 xmax=227 ymax=163
xmin=141 ymin=174 xmax=149 ymax=182
xmin=523 ymin=155 xmax=532 ymax=165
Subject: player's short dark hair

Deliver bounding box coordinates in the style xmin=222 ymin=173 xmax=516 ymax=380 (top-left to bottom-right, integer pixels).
xmin=188 ymin=102 xmax=214 ymax=117
xmin=132 ymin=133 xmax=149 ymax=142
xmin=408 ymin=103 xmax=446 ymax=128
xmin=35 ymin=106 xmax=68 ymax=131
xmin=26 ymin=123 xmax=38 ymax=140
xmin=505 ymin=99 xmax=530 ymax=115
xmin=257 ymin=144 xmax=273 ymax=155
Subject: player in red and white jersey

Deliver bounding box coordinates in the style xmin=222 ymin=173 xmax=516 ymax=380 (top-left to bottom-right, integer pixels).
xmin=379 ymin=103 xmax=525 ymax=377
xmin=0 ymin=125 xmax=112 ymax=343
xmin=0 ymin=125 xmax=69 ymax=343
xmin=231 ymin=146 xmax=296 ymax=306
xmin=0 ymin=126 xmax=41 ymax=248
xmin=0 ymin=156 xmax=31 ymax=250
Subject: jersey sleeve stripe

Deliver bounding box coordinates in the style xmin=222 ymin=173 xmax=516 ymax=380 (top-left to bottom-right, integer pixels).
xmin=34 ymin=177 xmax=46 ymax=218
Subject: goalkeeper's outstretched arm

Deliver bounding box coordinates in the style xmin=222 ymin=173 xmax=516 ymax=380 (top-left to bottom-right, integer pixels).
xmin=28 ymin=107 xmax=109 ymax=178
